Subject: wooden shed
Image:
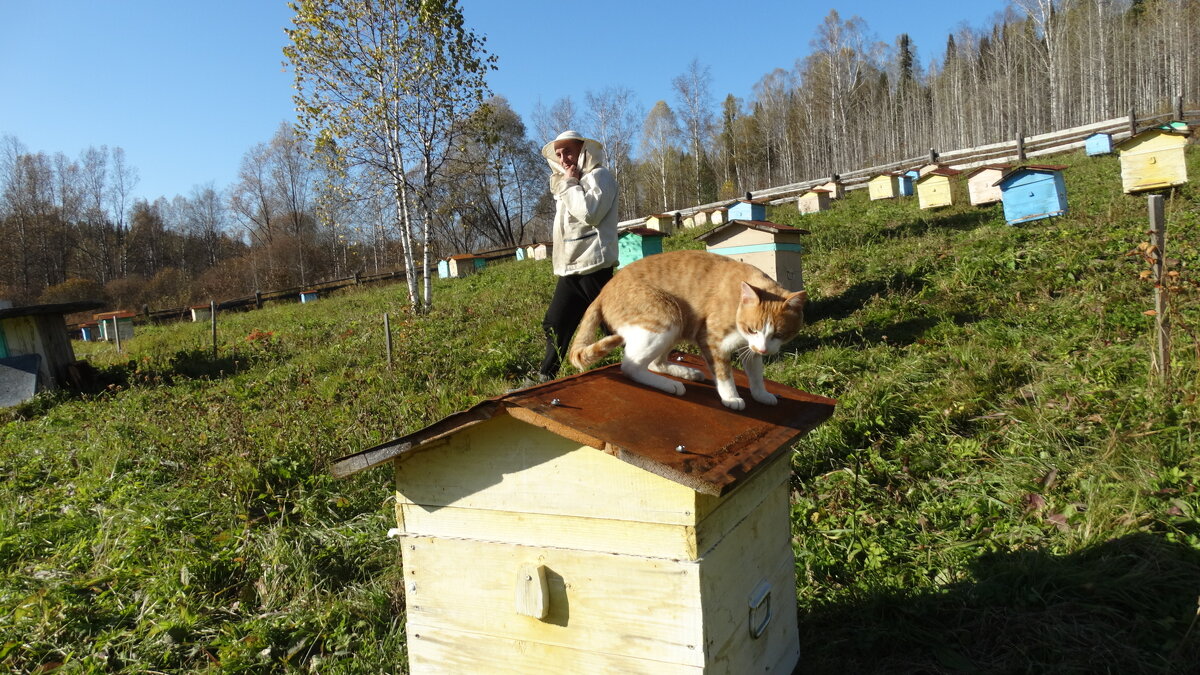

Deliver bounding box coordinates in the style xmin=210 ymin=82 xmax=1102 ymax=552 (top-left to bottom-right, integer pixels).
xmin=796 ymin=188 xmax=830 ymax=215
xmin=645 ymin=213 xmax=677 ymax=234
xmin=868 ymin=173 xmax=898 ymax=201
xmin=696 ymin=219 xmax=809 ymax=292
xmin=915 ymin=167 xmax=961 ymax=209
xmin=1115 ymin=125 xmax=1191 ymax=193
xmin=1085 ymin=132 xmax=1113 ymax=156
xmin=94 ymin=310 xmax=135 ymax=342
xmin=897 ymin=170 xmax=918 ymax=197
xmin=331 ymin=354 xmax=836 ymax=674
xmin=618 ymin=227 xmax=666 ymax=269
xmin=726 ymin=199 xmax=768 ymax=222
xmin=0 ymin=300 xmax=101 ymax=397
xmin=965 ymin=164 xmax=1011 ymax=206
xmin=996 ymin=164 xmax=1068 ymax=226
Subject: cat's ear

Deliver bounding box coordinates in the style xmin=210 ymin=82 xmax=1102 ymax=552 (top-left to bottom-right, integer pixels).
xmin=785 ymin=290 xmax=807 ymax=311
xmin=740 ymin=282 xmax=761 ymax=305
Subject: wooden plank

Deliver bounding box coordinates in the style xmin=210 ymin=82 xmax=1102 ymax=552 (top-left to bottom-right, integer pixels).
xmin=402 ymin=535 xmax=705 ymax=666
xmin=393 ymin=415 xmax=699 ymax=525
xmin=693 ymin=451 xmax=790 ymax=554
xmin=699 ymin=484 xmax=800 ymax=672
xmin=406 ymin=625 xmax=704 ymax=674
xmin=398 ymin=503 xmax=699 ymax=560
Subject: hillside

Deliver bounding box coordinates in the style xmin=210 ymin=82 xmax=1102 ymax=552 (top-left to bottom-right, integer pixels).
xmin=2 ymin=147 xmax=1199 ymax=672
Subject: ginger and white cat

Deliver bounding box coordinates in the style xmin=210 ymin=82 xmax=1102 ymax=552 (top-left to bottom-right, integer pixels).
xmin=569 ymin=249 xmax=806 ymax=410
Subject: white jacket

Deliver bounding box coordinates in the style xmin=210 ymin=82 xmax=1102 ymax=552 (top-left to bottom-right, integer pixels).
xmin=542 ymin=140 xmax=619 ymax=276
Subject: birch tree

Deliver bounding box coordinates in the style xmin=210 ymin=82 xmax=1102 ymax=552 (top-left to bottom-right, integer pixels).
xmin=285 ymin=0 xmax=492 ymax=312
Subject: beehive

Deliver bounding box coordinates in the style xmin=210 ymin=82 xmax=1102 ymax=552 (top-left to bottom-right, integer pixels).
xmin=93 ymin=310 xmax=135 ymax=342
xmin=447 ymin=254 xmax=484 ymax=278
xmin=0 ymin=301 xmax=100 ymax=394
xmin=644 ymin=213 xmax=676 ymax=234
xmin=190 ymin=305 xmax=213 ymax=322
xmin=331 ymin=355 xmax=836 ymax=674
xmin=796 ymin=189 xmax=830 ymax=215
xmin=817 ymin=179 xmax=844 ymax=200
xmin=965 ymin=164 xmax=1011 ymax=206
xmin=897 ymin=170 xmax=918 ymax=196
xmin=617 ymin=227 xmax=666 ymax=268
xmin=1115 ymin=125 xmax=1190 ymax=193
xmin=868 ymin=173 xmax=898 ymax=201
xmin=1085 ymin=132 xmax=1113 ymax=156
xmin=695 ymin=219 xmax=808 ymax=293
xmin=726 ymin=199 xmax=768 ymax=221
xmin=996 ymin=165 xmax=1068 ymax=226
xmin=915 ymin=167 xmax=961 ymax=209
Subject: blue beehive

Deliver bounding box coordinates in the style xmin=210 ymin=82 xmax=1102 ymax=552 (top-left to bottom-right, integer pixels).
xmin=515 ymin=247 xmax=526 ymax=261
xmin=726 ymin=199 xmax=767 ymax=221
xmin=300 ymin=290 xmax=319 ymax=303
xmin=438 ymin=259 xmax=451 ymax=278
xmin=1085 ymin=132 xmax=1113 ymax=156
xmin=996 ymin=165 xmax=1068 ymax=226
xmin=897 ymin=170 xmax=918 ymax=196
xmin=618 ymin=227 xmax=665 ymax=269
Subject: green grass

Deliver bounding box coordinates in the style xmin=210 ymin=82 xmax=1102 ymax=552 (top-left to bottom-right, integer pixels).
xmin=3 ymin=148 xmax=1200 ymax=672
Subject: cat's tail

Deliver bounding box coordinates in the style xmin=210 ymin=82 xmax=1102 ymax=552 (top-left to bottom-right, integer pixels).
xmin=569 ymin=301 xmax=623 ymax=371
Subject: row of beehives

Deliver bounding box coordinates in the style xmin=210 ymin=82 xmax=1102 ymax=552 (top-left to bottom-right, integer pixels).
xmin=856 ymin=124 xmax=1190 ymax=225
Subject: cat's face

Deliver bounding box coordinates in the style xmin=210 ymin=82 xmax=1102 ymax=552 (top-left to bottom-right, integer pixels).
xmin=737 ymin=283 xmax=807 ymax=355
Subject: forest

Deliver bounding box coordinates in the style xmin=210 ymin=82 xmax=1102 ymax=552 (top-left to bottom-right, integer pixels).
xmin=1 ymin=0 xmax=1197 ymax=313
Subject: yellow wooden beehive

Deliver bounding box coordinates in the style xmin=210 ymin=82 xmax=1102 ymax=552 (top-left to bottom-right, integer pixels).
xmin=332 ymin=356 xmax=836 ymax=674
xmin=915 ymin=167 xmax=961 ymax=209
xmin=868 ymin=173 xmax=898 ymax=201
xmin=1115 ymin=125 xmax=1190 ymax=193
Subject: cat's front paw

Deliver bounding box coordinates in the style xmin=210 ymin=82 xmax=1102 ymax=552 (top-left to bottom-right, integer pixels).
xmin=751 ymin=390 xmax=778 ymax=405
xmin=658 ymin=380 xmax=686 ymax=396
xmin=721 ymin=396 xmax=746 ymax=410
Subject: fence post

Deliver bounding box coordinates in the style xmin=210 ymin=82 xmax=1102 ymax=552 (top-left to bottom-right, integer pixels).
xmin=928 ymin=148 xmax=938 ymax=165
xmin=1148 ymin=195 xmax=1170 ymax=385
xmin=1016 ymin=130 xmax=1026 ymax=162
xmin=112 ymin=316 xmax=121 ymax=353
xmin=210 ymin=300 xmax=218 ymax=360
xmin=1176 ymin=94 xmax=1184 ymax=122
xmin=384 ymin=312 xmax=393 ymax=369
xmin=255 ymin=291 xmax=262 ymax=310
xmin=1128 ymin=106 xmax=1137 ymax=136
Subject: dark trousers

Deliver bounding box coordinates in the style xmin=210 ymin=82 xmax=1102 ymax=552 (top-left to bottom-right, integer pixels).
xmin=539 ymin=266 xmax=614 ymax=378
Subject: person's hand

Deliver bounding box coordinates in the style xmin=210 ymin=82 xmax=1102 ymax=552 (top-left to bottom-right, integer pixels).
xmin=566 ymin=164 xmax=582 ymax=180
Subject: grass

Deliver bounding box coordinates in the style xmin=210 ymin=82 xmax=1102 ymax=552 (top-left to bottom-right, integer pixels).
xmin=2 ymin=147 xmax=1200 ymax=672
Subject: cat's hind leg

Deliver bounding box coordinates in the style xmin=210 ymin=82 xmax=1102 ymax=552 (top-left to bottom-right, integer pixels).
xmin=649 ymin=354 xmax=707 ymax=381
xmin=619 ymin=326 xmax=686 ymax=395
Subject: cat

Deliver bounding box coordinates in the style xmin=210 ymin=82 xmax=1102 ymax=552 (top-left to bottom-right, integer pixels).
xmin=569 ymin=249 xmax=807 ymax=410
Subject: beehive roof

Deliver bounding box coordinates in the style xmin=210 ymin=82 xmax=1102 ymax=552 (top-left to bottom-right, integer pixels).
xmin=620 ymin=226 xmax=666 ymax=238
xmin=695 ymin=219 xmax=811 ymax=242
xmin=994 ymin=164 xmax=1068 ymax=186
xmin=0 ymin=300 xmax=102 ymax=320
xmin=1114 ymin=125 xmax=1191 ymax=149
xmin=964 ymin=164 xmax=1012 ymax=178
xmin=331 ymin=352 xmax=836 ymax=496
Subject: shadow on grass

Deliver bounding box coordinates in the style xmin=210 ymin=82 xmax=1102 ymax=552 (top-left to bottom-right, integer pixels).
xmin=804 ymin=270 xmax=930 ymax=326
xmin=795 ymin=532 xmax=1200 ymax=674
xmin=882 ymin=207 xmax=999 ymax=239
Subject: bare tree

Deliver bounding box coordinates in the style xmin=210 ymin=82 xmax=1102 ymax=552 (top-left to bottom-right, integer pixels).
xmin=672 ymin=59 xmax=717 ymax=204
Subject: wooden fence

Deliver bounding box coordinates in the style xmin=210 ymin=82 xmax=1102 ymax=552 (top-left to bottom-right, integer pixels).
xmin=629 ymin=103 xmax=1200 ymax=221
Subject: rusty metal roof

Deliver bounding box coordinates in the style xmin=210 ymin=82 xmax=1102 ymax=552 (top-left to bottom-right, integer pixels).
xmin=695 ymin=219 xmax=811 ymax=242
xmin=330 ymin=352 xmax=836 ymax=496
xmin=620 ymin=226 xmax=666 ymax=238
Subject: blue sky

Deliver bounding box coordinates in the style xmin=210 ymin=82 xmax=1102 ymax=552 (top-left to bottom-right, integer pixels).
xmin=0 ymin=0 xmax=1012 ymax=204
